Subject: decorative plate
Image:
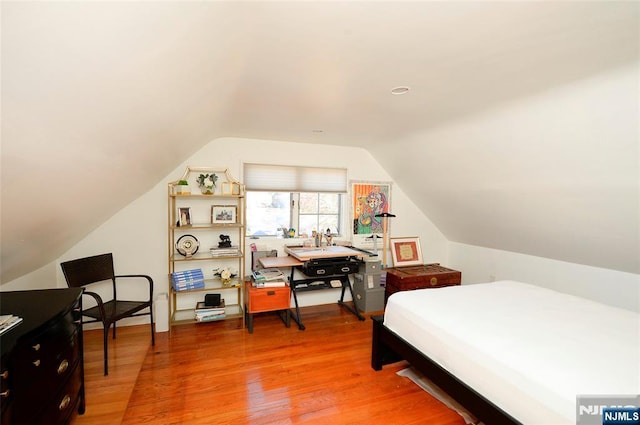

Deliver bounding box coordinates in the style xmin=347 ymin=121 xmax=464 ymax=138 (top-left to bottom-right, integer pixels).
xmin=176 ymin=234 xmax=199 ymax=257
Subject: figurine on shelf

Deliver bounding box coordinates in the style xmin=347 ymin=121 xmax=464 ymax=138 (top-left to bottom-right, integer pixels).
xmin=213 ymin=267 xmax=237 ymax=286
xmin=218 ymin=234 xmax=232 ymax=248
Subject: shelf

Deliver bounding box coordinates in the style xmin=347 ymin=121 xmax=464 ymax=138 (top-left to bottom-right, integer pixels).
xmin=168 ymin=165 xmax=246 ymax=332
xmin=171 ymin=278 xmax=243 ymax=294
xmin=171 ymin=252 xmax=244 ymax=262
xmin=170 ymin=194 xmax=244 ymax=199
xmin=172 ymin=223 xmax=245 ymax=230
xmin=172 ymin=304 xmax=244 ymax=325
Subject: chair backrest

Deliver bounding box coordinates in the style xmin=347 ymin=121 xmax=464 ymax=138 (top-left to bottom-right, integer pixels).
xmin=61 ymin=253 xmax=115 ymax=288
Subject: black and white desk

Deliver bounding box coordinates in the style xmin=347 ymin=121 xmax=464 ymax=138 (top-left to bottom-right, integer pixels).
xmin=259 ymin=246 xmax=366 ymax=330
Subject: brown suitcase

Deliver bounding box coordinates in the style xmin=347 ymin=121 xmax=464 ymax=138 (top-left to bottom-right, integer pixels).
xmin=385 ymin=263 xmax=461 ymax=297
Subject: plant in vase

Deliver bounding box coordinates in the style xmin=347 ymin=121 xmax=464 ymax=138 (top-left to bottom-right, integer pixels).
xmin=197 ymin=173 xmax=218 ymax=195
xmin=174 ymin=180 xmax=190 ymax=195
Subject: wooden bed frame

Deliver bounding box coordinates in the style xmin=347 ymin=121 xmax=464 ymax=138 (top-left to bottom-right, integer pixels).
xmin=371 ymin=315 xmax=521 ymax=425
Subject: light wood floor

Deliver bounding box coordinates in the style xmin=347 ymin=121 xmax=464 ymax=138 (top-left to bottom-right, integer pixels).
xmin=70 ymin=303 xmax=465 ymax=425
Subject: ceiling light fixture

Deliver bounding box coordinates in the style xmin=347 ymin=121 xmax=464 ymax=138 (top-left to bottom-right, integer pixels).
xmin=391 ymin=86 xmax=410 ymax=95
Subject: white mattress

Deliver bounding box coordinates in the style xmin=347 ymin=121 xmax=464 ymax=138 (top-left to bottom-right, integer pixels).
xmin=383 ymin=280 xmax=640 ymax=425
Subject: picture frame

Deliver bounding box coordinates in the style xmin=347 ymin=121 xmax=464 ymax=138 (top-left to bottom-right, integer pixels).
xmin=211 ymin=205 xmax=237 ymax=224
xmin=350 ymin=181 xmax=392 ymax=236
xmin=390 ymin=237 xmax=423 ymax=267
xmin=221 ymin=181 xmax=241 ymax=195
xmin=178 ymin=207 xmax=192 ymax=227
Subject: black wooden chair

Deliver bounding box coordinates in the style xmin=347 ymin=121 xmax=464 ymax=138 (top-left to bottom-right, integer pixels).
xmin=60 ymin=253 xmax=155 ymax=375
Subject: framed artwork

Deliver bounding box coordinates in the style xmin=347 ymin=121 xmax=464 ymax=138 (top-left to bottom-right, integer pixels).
xmin=390 ymin=237 xmax=423 ymax=267
xmin=211 ymin=205 xmax=237 ymax=224
xmin=178 ymin=207 xmax=192 ymax=227
xmin=351 ymin=181 xmax=391 ymax=235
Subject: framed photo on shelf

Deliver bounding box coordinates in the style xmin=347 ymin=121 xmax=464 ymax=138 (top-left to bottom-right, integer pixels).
xmin=211 ymin=205 xmax=237 ymax=224
xmin=390 ymin=237 xmax=423 ymax=267
xmin=221 ymin=181 xmax=241 ymax=195
xmin=178 ymin=207 xmax=192 ymax=227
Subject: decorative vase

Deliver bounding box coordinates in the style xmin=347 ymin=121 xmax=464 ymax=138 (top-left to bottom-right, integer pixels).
xmin=200 ymin=186 xmax=215 ymax=195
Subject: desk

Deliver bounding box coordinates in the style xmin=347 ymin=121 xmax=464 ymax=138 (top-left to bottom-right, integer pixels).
xmin=259 ymin=247 xmax=366 ymax=330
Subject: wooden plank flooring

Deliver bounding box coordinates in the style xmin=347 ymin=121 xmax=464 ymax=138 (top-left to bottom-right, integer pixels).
xmin=71 ymin=303 xmax=466 ymax=425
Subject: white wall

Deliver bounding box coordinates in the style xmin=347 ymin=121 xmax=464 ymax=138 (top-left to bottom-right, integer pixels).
xmin=0 ymin=262 xmax=58 ymax=291
xmin=46 ymin=137 xmax=447 ymax=330
xmin=449 ymin=242 xmax=640 ymax=312
xmin=5 ymin=136 xmax=637 ymax=329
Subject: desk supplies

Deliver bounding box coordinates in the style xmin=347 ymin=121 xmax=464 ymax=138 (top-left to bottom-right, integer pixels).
xmin=252 ymin=268 xmax=284 ymax=282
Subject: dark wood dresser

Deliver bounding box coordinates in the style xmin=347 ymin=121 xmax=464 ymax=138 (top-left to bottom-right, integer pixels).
xmin=0 ymin=288 xmax=85 ymax=425
xmin=385 ymin=263 xmax=461 ymax=299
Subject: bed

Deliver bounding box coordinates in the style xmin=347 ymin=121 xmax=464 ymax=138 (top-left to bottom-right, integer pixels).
xmin=371 ymin=280 xmax=640 ymax=425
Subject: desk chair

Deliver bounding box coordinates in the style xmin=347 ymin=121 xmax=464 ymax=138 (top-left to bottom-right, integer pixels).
xmin=60 ymin=253 xmax=155 ymax=375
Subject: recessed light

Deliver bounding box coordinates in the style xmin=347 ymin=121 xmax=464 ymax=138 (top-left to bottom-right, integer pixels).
xmin=391 ymin=86 xmax=410 ymax=95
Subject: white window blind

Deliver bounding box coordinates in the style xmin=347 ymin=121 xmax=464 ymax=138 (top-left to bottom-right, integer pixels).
xmin=244 ymin=163 xmax=347 ymax=193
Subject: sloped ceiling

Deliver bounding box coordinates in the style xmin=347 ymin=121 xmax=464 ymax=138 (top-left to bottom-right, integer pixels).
xmin=1 ymin=1 xmax=638 ymax=283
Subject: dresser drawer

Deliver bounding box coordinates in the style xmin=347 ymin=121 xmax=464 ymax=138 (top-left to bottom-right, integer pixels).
xmin=14 ymin=332 xmax=80 ymax=415
xmin=0 ymin=353 xmax=11 ymax=425
xmin=32 ymin=365 xmax=82 ymax=425
xmin=13 ymin=310 xmax=79 ymax=384
xmin=247 ymin=285 xmax=290 ymax=313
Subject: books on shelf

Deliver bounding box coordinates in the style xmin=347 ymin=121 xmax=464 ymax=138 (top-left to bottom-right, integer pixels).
xmin=195 ymin=299 xmax=226 ymax=322
xmin=210 ymin=246 xmax=241 ymax=257
xmin=0 ymin=314 xmax=23 ymax=336
xmin=172 ymin=268 xmax=205 ymax=291
xmin=253 ymin=279 xmax=287 ymax=288
xmin=252 ymin=268 xmax=284 ymax=282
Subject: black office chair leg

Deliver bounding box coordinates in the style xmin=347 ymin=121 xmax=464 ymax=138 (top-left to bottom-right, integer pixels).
xmin=112 ymin=321 xmax=117 ymax=339
xmin=103 ymin=325 xmax=109 ymax=376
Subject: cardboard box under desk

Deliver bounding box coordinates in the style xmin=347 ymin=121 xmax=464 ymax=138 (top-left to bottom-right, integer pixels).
xmin=385 ymin=263 xmax=461 ymax=296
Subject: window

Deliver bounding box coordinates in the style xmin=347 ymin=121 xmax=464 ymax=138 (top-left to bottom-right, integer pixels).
xmin=244 ymin=164 xmax=347 ymax=238
xmin=246 ymin=192 xmax=342 ymax=237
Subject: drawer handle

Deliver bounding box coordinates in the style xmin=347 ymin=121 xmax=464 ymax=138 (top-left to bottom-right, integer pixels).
xmin=59 ymin=394 xmax=71 ymax=411
xmin=33 ymin=359 xmax=41 ymax=367
xmin=267 ymin=291 xmax=275 ymax=296
xmin=1 ymin=370 xmax=8 ymax=380
xmin=57 ymin=359 xmax=69 ymax=375
xmin=0 ymin=390 xmax=9 ymax=398
xmin=32 ymin=343 xmax=41 ymax=351
xmin=430 ymin=277 xmax=438 ymax=286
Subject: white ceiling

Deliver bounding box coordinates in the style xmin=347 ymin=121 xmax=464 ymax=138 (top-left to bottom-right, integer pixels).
xmin=1 ymin=1 xmax=638 ymax=283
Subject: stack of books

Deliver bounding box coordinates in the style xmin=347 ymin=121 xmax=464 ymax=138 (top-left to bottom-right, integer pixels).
xmin=0 ymin=314 xmax=23 ymax=336
xmin=252 ymin=268 xmax=284 ymax=282
xmin=172 ymin=268 xmax=205 ymax=291
xmin=210 ymin=246 xmax=240 ymax=257
xmin=252 ymin=268 xmax=287 ymax=288
xmin=194 ymin=300 xmax=226 ymax=322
